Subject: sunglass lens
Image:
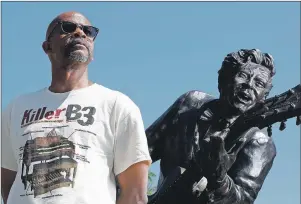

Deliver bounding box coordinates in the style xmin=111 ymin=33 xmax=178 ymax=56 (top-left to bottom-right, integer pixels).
xmin=62 ymin=22 xmax=77 ymax=33
xmin=83 ymin=26 xmax=98 ymax=38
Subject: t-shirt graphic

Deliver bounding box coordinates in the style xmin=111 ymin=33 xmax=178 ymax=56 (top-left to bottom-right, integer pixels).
xmin=21 ymin=127 xmax=78 ymax=198
xmin=19 ymin=103 xmax=99 ymax=200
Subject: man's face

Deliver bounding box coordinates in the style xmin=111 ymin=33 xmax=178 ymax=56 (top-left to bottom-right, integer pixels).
xmin=222 ymin=64 xmax=271 ymax=114
xmin=46 ymin=13 xmax=97 ymax=65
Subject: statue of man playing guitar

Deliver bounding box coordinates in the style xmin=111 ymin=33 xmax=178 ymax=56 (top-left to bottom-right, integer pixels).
xmin=146 ymin=49 xmax=278 ymax=204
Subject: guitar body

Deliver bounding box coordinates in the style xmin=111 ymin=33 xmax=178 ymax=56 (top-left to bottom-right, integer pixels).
xmin=147 ymin=84 xmax=301 ymax=204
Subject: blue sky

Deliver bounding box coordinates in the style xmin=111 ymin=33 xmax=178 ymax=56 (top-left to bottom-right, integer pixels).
xmin=2 ymin=2 xmax=300 ymax=204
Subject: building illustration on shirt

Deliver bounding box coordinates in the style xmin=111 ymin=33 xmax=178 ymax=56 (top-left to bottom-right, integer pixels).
xmin=20 ymin=128 xmax=78 ymax=198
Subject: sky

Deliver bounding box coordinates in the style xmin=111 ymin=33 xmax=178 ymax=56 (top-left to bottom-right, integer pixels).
xmin=1 ymin=2 xmax=300 ymax=204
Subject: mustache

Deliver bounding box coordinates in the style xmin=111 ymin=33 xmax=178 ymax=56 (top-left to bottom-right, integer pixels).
xmin=65 ymin=38 xmax=90 ymax=51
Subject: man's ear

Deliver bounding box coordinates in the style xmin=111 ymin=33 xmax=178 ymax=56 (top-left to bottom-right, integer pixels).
xmin=42 ymin=41 xmax=52 ymax=54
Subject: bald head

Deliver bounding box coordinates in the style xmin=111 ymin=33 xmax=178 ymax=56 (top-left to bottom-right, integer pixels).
xmin=46 ymin=11 xmax=92 ymax=40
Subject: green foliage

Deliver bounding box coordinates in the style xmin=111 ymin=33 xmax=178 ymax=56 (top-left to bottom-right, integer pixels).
xmin=147 ymin=171 xmax=157 ymax=195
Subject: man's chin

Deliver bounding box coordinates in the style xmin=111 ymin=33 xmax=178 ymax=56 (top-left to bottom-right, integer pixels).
xmin=67 ymin=52 xmax=89 ymax=63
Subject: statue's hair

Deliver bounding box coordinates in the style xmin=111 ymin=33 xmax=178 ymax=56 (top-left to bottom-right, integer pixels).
xmin=218 ymin=49 xmax=276 ymax=97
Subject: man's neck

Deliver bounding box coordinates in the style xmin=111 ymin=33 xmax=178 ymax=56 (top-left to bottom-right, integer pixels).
xmin=49 ymin=64 xmax=92 ymax=93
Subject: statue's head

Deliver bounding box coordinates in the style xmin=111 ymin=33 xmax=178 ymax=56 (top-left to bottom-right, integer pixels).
xmin=218 ymin=49 xmax=276 ymax=114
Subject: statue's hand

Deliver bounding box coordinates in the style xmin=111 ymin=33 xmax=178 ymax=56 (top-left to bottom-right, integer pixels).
xmin=201 ymin=131 xmax=230 ymax=188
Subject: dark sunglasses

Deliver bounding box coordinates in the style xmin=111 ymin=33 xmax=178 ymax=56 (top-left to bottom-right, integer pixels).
xmin=47 ymin=21 xmax=99 ymax=41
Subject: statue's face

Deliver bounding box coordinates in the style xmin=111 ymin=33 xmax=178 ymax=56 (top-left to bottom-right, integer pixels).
xmin=222 ymin=64 xmax=271 ymax=114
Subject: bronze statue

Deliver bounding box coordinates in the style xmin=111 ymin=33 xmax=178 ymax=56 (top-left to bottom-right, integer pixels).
xmin=146 ymin=49 xmax=301 ymax=204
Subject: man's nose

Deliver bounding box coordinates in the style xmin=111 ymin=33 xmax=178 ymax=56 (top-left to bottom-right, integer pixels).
xmin=73 ymin=27 xmax=86 ymax=38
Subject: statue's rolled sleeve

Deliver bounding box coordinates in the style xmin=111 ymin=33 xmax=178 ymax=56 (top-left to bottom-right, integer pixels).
xmin=205 ymin=133 xmax=277 ymax=204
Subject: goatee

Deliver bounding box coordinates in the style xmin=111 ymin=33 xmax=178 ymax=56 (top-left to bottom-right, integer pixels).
xmin=68 ymin=52 xmax=89 ymax=63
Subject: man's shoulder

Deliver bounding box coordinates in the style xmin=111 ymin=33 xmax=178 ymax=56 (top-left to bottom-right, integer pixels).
xmin=19 ymin=88 xmax=47 ymax=98
xmin=5 ymin=88 xmax=47 ymax=107
xmin=115 ymin=91 xmax=140 ymax=114
xmin=94 ymin=84 xmax=133 ymax=100
xmin=92 ymin=83 xmax=135 ymax=104
xmin=92 ymin=83 xmax=117 ymax=97
xmin=95 ymin=85 xmax=140 ymax=116
xmin=2 ymin=88 xmax=48 ymax=119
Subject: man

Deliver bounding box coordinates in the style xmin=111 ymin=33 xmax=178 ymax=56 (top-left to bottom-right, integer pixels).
xmin=1 ymin=11 xmax=151 ymax=204
xmin=147 ymin=49 xmax=277 ymax=203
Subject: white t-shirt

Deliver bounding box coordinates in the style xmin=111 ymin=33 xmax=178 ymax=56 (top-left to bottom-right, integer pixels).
xmin=2 ymin=83 xmax=152 ymax=204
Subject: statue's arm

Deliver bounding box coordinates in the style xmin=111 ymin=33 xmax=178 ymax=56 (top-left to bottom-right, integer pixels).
xmin=205 ymin=132 xmax=277 ymax=204
xmin=146 ymin=90 xmax=212 ymax=162
xmin=146 ymin=92 xmax=189 ymax=162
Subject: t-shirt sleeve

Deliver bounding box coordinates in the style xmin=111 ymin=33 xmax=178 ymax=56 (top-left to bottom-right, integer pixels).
xmin=1 ymin=101 xmax=18 ymax=171
xmin=113 ymin=96 xmax=151 ymax=176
